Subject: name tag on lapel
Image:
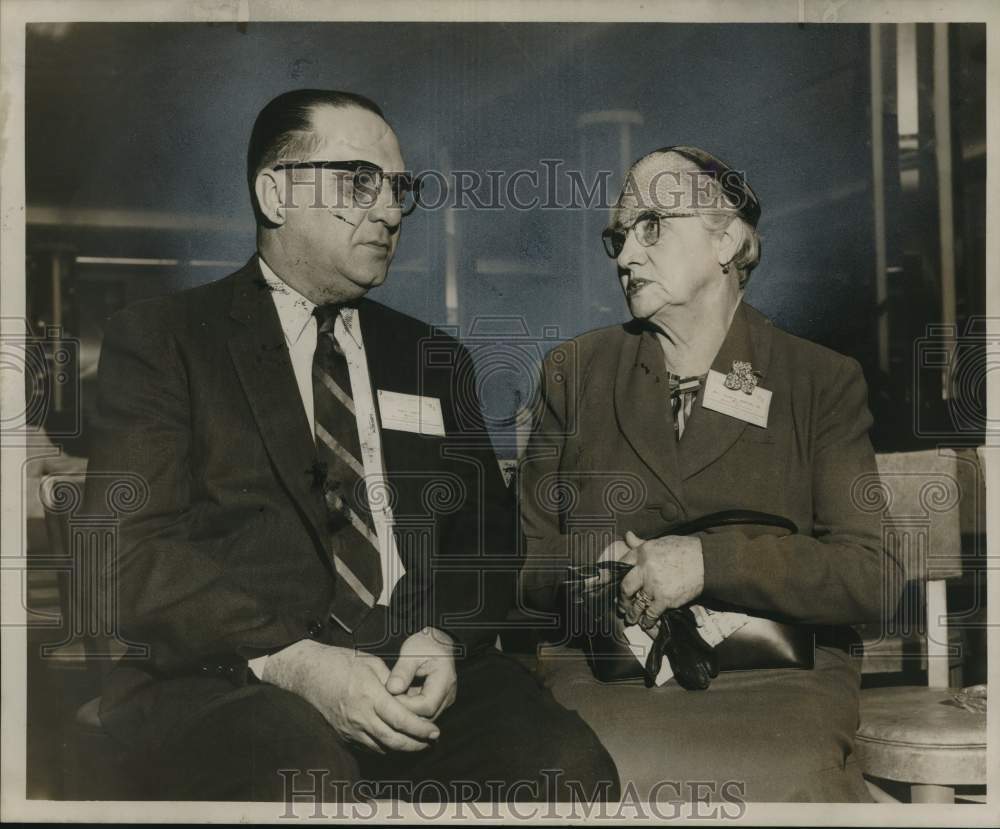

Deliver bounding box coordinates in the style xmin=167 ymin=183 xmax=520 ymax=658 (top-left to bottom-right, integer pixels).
xmin=377 ymin=390 xmax=446 ymax=436
xmin=702 ymin=369 xmax=772 ymax=428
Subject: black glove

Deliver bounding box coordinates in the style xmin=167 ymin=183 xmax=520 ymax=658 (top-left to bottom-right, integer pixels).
xmin=644 ymin=606 xmax=719 ymax=690
xmin=563 ymin=561 xmax=630 ymax=640
xmin=564 ymin=561 xmax=720 ymax=689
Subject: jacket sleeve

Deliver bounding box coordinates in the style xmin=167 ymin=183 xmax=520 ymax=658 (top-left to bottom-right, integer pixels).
xmin=699 ymin=356 xmax=903 ymax=625
xmin=85 ymin=307 xmax=294 ymax=676
xmin=517 ymin=345 xmax=610 ymax=612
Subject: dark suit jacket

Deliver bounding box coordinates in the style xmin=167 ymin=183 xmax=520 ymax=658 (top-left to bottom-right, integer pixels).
xmin=86 ymin=258 xmax=516 ymax=740
xmin=519 ymin=302 xmax=903 ymax=625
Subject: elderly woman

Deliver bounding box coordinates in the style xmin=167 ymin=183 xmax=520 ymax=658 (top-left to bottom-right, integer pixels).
xmin=518 ymin=146 xmax=902 ymax=802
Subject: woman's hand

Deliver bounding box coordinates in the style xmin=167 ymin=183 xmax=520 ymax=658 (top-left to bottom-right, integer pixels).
xmin=619 ymin=531 xmax=705 ymax=626
xmin=599 ymin=538 xmax=632 ymax=562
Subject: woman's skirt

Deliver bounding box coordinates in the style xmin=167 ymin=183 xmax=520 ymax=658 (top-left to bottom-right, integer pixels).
xmin=534 ymin=643 xmax=871 ymax=803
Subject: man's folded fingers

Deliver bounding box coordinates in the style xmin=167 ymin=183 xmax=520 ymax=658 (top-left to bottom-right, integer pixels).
xmin=395 ymin=692 xmax=437 ymax=718
xmin=351 ymin=731 xmax=385 ymax=754
xmin=367 ymin=719 xmax=431 ymax=753
xmin=364 ymin=654 xmax=392 ymax=684
xmin=374 ymin=695 xmax=439 ymax=741
xmin=436 ymin=686 xmax=457 ymax=719
xmin=418 ymin=670 xmax=455 ymax=718
xmin=385 ymin=655 xmax=419 ymax=695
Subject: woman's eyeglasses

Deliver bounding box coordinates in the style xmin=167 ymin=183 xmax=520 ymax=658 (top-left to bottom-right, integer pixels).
xmin=601 ymin=210 xmax=735 ymax=258
xmin=272 ymin=160 xmax=422 ymax=216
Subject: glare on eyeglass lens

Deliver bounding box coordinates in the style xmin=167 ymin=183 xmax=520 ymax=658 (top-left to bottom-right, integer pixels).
xmin=601 ymin=209 xmax=737 ymax=258
xmin=601 ymin=211 xmax=679 ymax=258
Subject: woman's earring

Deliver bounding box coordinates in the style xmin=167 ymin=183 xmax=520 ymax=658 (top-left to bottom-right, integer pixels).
xmin=722 ymin=263 xmax=730 ymax=274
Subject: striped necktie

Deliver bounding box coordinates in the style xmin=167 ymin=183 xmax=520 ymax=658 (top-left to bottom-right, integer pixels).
xmin=312 ymin=304 xmax=382 ymax=632
xmin=667 ymin=374 xmax=704 ymax=440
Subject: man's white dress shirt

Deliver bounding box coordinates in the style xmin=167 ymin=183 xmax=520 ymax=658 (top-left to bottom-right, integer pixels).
xmin=250 ymin=259 xmax=406 ymax=677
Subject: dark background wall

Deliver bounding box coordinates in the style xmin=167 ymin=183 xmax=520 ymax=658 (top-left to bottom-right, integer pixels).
xmin=25 ymin=22 xmax=985 ymax=453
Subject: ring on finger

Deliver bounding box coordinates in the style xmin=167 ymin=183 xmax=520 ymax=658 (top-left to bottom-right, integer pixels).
xmin=633 ymin=589 xmax=653 ymax=611
xmin=639 ymin=608 xmax=660 ymax=629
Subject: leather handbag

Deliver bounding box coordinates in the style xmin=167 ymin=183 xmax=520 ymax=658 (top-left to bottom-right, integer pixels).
xmin=562 ymin=510 xmax=815 ymax=687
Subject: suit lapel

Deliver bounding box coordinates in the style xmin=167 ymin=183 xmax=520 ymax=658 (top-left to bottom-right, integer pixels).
xmin=613 ymin=326 xmax=684 ymax=505
xmin=227 ymin=259 xmax=329 ymax=544
xmin=678 ymin=302 xmax=773 ymax=480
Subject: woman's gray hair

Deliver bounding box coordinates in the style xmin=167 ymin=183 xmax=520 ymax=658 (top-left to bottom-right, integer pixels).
xmin=631 ymin=146 xmax=763 ymax=288
xmin=699 ymin=211 xmax=761 ymax=289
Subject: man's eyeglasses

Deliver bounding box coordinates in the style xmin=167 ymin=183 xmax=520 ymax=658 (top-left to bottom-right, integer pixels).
xmin=272 ymin=160 xmax=422 ymax=215
xmin=601 ymin=209 xmax=736 ymax=259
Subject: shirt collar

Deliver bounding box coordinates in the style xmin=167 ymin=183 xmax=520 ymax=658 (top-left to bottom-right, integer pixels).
xmin=258 ymin=257 xmax=315 ymax=346
xmin=258 ymin=256 xmax=363 ymax=349
xmin=336 ymin=306 xmax=363 ymax=349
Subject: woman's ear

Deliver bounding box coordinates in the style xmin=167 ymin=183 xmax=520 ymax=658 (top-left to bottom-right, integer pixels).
xmin=255 ymin=169 xmax=286 ymax=226
xmin=716 ymin=218 xmax=745 ymax=268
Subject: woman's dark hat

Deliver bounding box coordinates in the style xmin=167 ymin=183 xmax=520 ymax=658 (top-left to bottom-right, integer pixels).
xmin=655 ymin=145 xmax=762 ymax=227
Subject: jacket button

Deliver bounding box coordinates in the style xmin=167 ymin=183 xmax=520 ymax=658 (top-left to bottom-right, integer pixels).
xmin=307 ymin=618 xmax=324 ymax=638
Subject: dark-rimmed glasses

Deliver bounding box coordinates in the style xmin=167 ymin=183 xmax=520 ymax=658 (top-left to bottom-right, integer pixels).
xmin=272 ymin=160 xmax=422 ymax=215
xmin=601 ymin=209 xmax=736 ymax=258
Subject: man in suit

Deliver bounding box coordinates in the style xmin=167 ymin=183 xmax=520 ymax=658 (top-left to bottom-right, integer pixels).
xmin=86 ymin=88 xmax=618 ymax=802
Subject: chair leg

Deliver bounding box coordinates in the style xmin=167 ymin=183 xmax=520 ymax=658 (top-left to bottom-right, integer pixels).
xmin=910 ymin=784 xmax=955 ymax=803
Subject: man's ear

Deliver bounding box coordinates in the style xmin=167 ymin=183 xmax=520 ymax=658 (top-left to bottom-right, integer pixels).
xmin=716 ymin=218 xmax=745 ymax=268
xmin=255 ymin=169 xmax=286 ymax=226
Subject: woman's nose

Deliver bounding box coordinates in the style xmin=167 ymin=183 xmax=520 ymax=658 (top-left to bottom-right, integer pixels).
xmin=617 ymin=227 xmax=646 ymax=267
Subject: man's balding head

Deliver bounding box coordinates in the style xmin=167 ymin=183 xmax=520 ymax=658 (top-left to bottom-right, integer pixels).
xmin=247 ymin=89 xmax=386 ymax=224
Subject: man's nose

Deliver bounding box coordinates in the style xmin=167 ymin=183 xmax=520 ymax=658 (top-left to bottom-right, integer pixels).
xmin=366 ymin=179 xmax=402 ymax=229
